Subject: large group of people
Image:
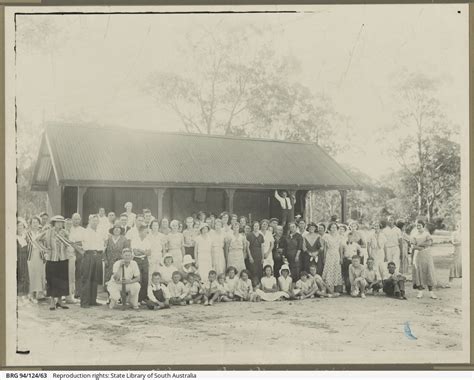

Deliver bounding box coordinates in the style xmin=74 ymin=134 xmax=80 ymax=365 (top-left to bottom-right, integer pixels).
xmin=16 ymin=197 xmax=462 ymax=311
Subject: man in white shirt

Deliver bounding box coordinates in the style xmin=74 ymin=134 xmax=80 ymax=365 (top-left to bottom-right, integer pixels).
xmin=131 ymin=225 xmax=152 ymax=303
xmin=383 ymin=216 xmax=403 ymax=270
xmin=143 ymin=209 xmax=155 ymax=228
xmin=274 ymin=190 xmax=295 ymax=228
xmin=382 ymin=261 xmax=407 ymax=300
xmin=126 ymin=214 xmax=146 ymax=241
xmin=107 ymin=248 xmax=141 ymax=310
xmin=80 ymin=214 xmax=105 ymax=308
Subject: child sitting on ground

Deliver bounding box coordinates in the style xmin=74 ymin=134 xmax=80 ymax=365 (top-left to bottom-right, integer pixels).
xmin=225 ymin=266 xmax=239 ymax=298
xmin=185 ymin=273 xmax=203 ymax=304
xmin=234 ymin=269 xmax=259 ymax=302
xmin=277 ymin=264 xmax=299 ymax=299
xmin=146 ymin=272 xmax=171 ymax=310
xmin=295 ymin=271 xmax=314 ymax=300
xmin=308 ymin=263 xmax=331 ymax=298
xmin=202 ymin=270 xmax=220 ymax=306
xmin=159 ymin=253 xmax=178 ymax=285
xmin=363 ymin=257 xmax=382 ymax=295
xmin=182 ymin=254 xmax=198 ymax=277
xmin=349 ymin=255 xmax=367 ymax=298
xmin=167 ymin=271 xmax=191 ymax=306
xmin=255 ymin=265 xmax=288 ymax=301
xmin=382 ymin=262 xmax=407 ymax=300
xmin=217 ymin=274 xmax=233 ymax=302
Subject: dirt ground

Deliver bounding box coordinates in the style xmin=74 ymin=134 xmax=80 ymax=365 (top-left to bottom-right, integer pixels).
xmin=13 ymin=244 xmax=465 ymax=366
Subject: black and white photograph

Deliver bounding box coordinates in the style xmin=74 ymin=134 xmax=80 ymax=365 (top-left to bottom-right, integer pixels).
xmin=4 ymin=4 xmax=470 ymax=366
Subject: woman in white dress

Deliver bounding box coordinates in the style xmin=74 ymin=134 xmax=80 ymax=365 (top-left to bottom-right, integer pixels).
xmin=167 ymin=220 xmax=185 ymax=270
xmin=260 ymin=219 xmax=275 ymax=270
xmin=367 ymin=222 xmax=387 ymax=279
xmin=411 ymin=220 xmax=437 ymax=299
xmin=195 ymin=223 xmax=213 ymax=280
xmin=148 ymin=220 xmax=165 ymax=279
xmin=26 ymin=216 xmax=46 ymax=302
xmin=210 ymin=219 xmax=226 ymax=275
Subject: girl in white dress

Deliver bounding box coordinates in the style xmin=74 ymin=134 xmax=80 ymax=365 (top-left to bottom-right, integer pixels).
xmin=210 ymin=219 xmax=226 ymax=275
xmin=194 ymin=224 xmax=213 ymax=280
xmin=255 ymin=265 xmax=287 ymax=301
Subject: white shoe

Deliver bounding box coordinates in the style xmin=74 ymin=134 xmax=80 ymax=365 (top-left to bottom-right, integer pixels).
xmin=109 ymin=300 xmax=116 ymax=309
xmin=429 ymin=291 xmax=437 ymax=299
xmin=361 ymin=293 xmax=366 ymax=299
xmin=416 ymin=291 xmax=423 ymax=299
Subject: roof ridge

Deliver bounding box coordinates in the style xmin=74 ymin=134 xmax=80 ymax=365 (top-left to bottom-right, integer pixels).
xmin=45 ymin=123 xmax=318 ymax=146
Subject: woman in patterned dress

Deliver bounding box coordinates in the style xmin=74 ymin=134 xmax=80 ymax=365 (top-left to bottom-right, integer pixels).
xmin=225 ymin=222 xmax=247 ymax=274
xmin=210 ymin=219 xmax=226 ymax=275
xmin=26 ymin=216 xmax=46 ymax=302
xmin=321 ymin=222 xmax=343 ymax=295
xmin=104 ymin=225 xmax=129 ymax=288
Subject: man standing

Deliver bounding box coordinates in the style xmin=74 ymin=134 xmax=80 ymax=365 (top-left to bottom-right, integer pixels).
xmin=274 ymin=190 xmax=295 ymax=228
xmin=126 ymin=214 xmax=145 ymax=241
xmin=269 ymin=218 xmax=279 ymax=233
xmin=40 ymin=212 xmax=50 ymax=231
xmin=281 ymin=222 xmax=303 ymax=282
xmin=68 ymin=213 xmax=86 ymax=299
xmin=131 ymin=225 xmax=151 ymax=303
xmin=143 ymin=209 xmax=155 ymax=228
xmin=383 ymin=216 xmax=403 ymax=270
xmin=118 ymin=213 xmax=131 ymax=235
xmin=80 ymin=214 xmax=105 ymax=308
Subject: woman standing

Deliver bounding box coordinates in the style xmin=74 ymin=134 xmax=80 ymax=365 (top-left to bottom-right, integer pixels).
xmin=210 ymin=219 xmax=226 ymax=275
xmin=396 ymin=220 xmax=410 ymax=274
xmin=303 ymin=222 xmax=322 ymax=275
xmin=104 ymin=225 xmax=129 ymax=287
xmin=159 ymin=218 xmax=171 ymax=236
xmin=25 ymin=216 xmax=46 ymax=302
xmin=349 ymin=221 xmax=367 ymax=264
xmin=225 ymin=222 xmax=247 ymax=274
xmin=411 ymin=220 xmax=437 ymax=299
xmin=321 ymin=222 xmax=343 ymax=295
xmin=367 ymin=222 xmax=387 ymax=279
xmin=195 ymin=224 xmax=213 ymax=280
xmin=124 ymin=202 xmax=136 ymax=228
xmin=246 ymin=221 xmax=265 ymax=287
xmin=220 ymin=213 xmax=231 ymax=235
xmin=16 ymin=219 xmax=29 ymax=298
xmin=260 ymin=219 xmax=275 ymax=271
xmin=448 ymin=223 xmax=462 ymax=284
xmin=41 ymin=215 xmax=70 ymax=310
xmin=168 ymin=220 xmax=185 ymax=270
xmin=148 ymin=220 xmax=165 ymax=277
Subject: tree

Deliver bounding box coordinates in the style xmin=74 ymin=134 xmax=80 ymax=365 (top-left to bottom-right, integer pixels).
xmin=385 ymin=71 xmax=461 ymax=222
xmin=143 ymin=24 xmax=351 ymax=154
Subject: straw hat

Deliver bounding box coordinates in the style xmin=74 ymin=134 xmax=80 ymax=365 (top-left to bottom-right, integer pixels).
xmin=279 ymin=264 xmax=291 ymax=276
xmin=50 ymin=215 xmax=65 ymax=223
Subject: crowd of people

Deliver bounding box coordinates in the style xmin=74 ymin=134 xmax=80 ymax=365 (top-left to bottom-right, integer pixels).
xmin=16 ymin=199 xmax=462 ymax=311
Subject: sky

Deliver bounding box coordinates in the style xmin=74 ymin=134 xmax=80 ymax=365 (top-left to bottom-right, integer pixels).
xmin=14 ymin=4 xmax=468 ymax=180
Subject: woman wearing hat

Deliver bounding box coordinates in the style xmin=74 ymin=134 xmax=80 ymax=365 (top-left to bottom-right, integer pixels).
xmin=194 ymin=223 xmax=213 ymax=280
xmin=40 ymin=215 xmax=70 ymax=310
xmin=104 ymin=224 xmax=130 ymax=292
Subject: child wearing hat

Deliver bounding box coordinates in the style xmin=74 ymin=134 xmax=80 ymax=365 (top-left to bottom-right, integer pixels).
xmin=277 ymin=264 xmax=299 ymax=299
xmin=182 ymin=254 xmax=198 ymax=277
xmin=159 ymin=253 xmax=178 ymax=285
xmin=167 ymin=271 xmax=191 ymax=306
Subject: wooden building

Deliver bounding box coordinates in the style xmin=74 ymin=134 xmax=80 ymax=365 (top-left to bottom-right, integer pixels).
xmin=31 ymin=125 xmax=360 ymax=224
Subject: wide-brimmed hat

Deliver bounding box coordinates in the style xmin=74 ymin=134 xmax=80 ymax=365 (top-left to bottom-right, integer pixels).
xmin=50 ymin=215 xmax=65 ymax=224
xmin=279 ymin=264 xmax=291 ymax=276
xmin=161 ymin=253 xmax=174 ymax=265
xmin=109 ymin=225 xmax=125 ymax=235
xmin=182 ymin=255 xmax=195 ymax=266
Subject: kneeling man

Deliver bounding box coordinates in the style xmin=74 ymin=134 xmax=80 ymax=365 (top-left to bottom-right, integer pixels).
xmin=107 ymin=248 xmax=141 ymax=310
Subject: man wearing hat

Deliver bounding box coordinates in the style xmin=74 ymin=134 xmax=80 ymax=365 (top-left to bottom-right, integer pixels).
xmin=104 ymin=224 xmax=129 ymax=294
xmin=80 ymin=214 xmax=105 ymax=308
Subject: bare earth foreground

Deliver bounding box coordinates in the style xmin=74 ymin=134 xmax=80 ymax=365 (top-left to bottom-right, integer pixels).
xmin=13 ymin=244 xmax=464 ymax=366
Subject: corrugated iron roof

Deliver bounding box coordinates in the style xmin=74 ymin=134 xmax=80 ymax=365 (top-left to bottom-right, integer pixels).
xmin=32 ymin=124 xmax=360 ymax=190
